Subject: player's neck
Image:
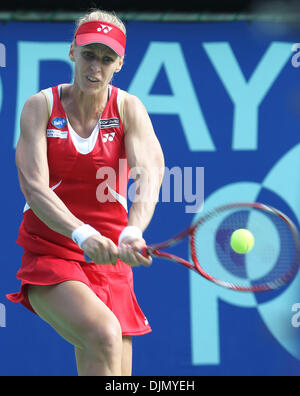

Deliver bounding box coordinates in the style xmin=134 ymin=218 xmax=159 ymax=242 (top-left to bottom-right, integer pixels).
xmin=66 ymin=82 xmax=109 ymax=122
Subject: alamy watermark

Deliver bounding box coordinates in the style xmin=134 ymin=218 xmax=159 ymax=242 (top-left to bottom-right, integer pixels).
xmin=0 ymin=43 xmax=6 ymax=68
xmin=291 ymin=303 xmax=300 ymax=328
xmin=291 ymin=44 xmax=300 ymax=68
xmin=95 ymin=161 xmax=205 ymax=214
xmin=0 ymin=303 xmax=6 ymax=327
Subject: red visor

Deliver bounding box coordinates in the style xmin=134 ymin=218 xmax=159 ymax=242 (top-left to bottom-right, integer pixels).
xmin=75 ymin=21 xmax=126 ymax=57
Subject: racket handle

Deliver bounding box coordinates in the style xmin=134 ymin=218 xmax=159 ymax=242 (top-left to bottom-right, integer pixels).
xmin=85 ymin=248 xmax=150 ymax=263
xmin=141 ymin=247 xmax=150 ymax=257
xmin=84 ymin=253 xmax=92 ymax=263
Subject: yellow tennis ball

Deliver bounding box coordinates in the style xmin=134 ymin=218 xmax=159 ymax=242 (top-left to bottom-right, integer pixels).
xmin=230 ymin=229 xmax=255 ymax=254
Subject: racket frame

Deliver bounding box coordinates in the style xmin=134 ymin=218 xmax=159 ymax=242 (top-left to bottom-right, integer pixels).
xmin=145 ymin=202 xmax=300 ymax=292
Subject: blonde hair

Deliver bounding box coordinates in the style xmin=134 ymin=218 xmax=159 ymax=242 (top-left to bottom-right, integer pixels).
xmin=75 ymin=9 xmax=126 ymax=36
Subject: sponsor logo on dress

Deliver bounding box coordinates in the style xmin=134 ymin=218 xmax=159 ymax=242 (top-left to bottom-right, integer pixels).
xmin=102 ymin=132 xmax=116 ymax=143
xmin=100 ymin=118 xmax=120 ymax=129
xmin=51 ymin=117 xmax=67 ymax=129
xmin=47 ymin=129 xmax=68 ymax=139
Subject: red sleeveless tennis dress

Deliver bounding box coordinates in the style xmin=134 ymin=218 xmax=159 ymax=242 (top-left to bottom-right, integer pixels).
xmin=6 ymin=84 xmax=151 ymax=336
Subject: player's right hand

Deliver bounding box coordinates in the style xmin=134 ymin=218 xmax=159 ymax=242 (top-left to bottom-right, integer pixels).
xmin=81 ymin=235 xmax=119 ymax=265
xmin=118 ymin=237 xmax=152 ymax=267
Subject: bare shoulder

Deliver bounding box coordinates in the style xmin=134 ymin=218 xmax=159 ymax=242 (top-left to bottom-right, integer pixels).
xmin=123 ymin=92 xmax=151 ymax=132
xmin=123 ymin=92 xmax=146 ymax=114
xmin=22 ymin=92 xmax=48 ymax=116
xmin=20 ymin=92 xmax=49 ymax=139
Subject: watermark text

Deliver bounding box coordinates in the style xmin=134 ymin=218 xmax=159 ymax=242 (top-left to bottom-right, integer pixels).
xmin=0 ymin=303 xmax=6 ymax=327
xmin=0 ymin=43 xmax=6 ymax=68
xmin=96 ymin=162 xmax=205 ymax=214
xmin=291 ymin=43 xmax=300 ymax=68
xmin=291 ymin=303 xmax=300 ymax=328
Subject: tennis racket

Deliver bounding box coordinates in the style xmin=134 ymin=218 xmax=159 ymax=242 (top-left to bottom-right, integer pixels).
xmin=84 ymin=203 xmax=300 ymax=292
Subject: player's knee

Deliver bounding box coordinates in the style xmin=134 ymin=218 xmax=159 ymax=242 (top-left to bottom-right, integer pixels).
xmin=83 ymin=319 xmax=122 ymax=361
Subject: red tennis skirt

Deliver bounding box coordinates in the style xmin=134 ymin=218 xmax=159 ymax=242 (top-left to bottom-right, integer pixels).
xmin=6 ymin=250 xmax=152 ymax=336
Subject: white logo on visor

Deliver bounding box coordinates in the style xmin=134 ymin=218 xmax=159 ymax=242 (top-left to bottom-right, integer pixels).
xmin=97 ymin=25 xmax=113 ymax=34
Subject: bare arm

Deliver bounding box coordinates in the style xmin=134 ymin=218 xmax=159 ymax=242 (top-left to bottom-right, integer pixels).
xmin=16 ymin=93 xmax=84 ymax=237
xmin=16 ymin=93 xmax=118 ymax=264
xmin=123 ymin=93 xmax=165 ymax=231
xmin=118 ymin=93 xmax=165 ymax=266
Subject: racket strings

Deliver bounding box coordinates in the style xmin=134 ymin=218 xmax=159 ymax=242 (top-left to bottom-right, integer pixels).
xmin=192 ymin=208 xmax=299 ymax=290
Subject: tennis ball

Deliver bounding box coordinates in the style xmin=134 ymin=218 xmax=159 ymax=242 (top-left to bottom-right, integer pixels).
xmin=230 ymin=229 xmax=255 ymax=254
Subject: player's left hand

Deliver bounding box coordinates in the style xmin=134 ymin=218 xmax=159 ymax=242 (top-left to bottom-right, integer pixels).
xmin=119 ymin=237 xmax=152 ymax=267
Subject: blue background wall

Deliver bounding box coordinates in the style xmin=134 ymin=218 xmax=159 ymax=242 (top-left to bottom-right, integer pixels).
xmin=1 ymin=19 xmax=300 ymax=376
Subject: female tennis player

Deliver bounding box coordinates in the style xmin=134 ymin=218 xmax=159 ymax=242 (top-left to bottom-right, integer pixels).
xmin=6 ymin=9 xmax=164 ymax=376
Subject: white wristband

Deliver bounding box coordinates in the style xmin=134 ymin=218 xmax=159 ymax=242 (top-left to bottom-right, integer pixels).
xmin=72 ymin=224 xmax=101 ymax=249
xmin=118 ymin=226 xmax=143 ymax=246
